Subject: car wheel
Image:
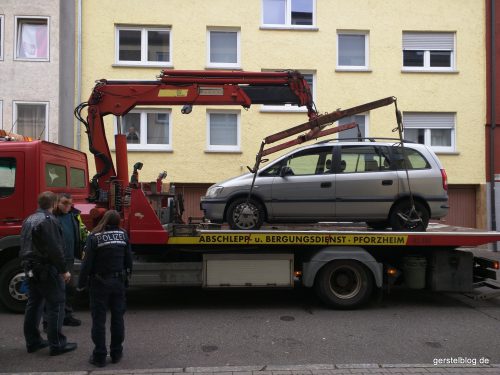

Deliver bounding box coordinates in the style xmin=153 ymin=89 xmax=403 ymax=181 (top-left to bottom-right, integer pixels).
xmin=0 ymin=258 xmax=28 ymax=313
xmin=389 ymin=200 xmax=429 ymax=231
xmin=314 ymin=260 xmax=374 ymax=309
xmin=366 ymin=221 xmax=389 ymax=230
xmin=227 ymin=198 xmax=264 ymax=230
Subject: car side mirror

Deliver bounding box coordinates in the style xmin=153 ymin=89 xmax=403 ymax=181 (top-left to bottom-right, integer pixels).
xmin=280 ymin=166 xmax=294 ymax=177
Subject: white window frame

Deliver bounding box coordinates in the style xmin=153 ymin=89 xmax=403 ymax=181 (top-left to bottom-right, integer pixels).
xmin=13 ymin=101 xmax=49 ymax=140
xmin=115 ymin=26 xmax=173 ymax=67
xmin=261 ymin=0 xmax=317 ymax=29
xmin=260 ymin=70 xmax=315 ymax=113
xmin=337 ymin=113 xmax=369 ymax=140
xmin=14 ymin=16 xmax=50 ymax=61
xmin=206 ymin=110 xmax=241 ymax=152
xmin=336 ymin=31 xmax=369 ymax=71
xmin=402 ymin=32 xmax=456 ymax=72
xmin=0 ymin=101 xmax=3 ymax=128
xmin=206 ymin=28 xmax=241 ymax=69
xmin=403 ymin=112 xmax=456 ymax=153
xmin=114 ymin=108 xmax=172 ymax=151
xmin=0 ymin=15 xmax=4 ymax=61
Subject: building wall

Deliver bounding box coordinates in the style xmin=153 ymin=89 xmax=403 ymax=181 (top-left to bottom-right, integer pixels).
xmin=80 ymin=0 xmax=486 ymax=189
xmin=0 ymin=0 xmax=61 ymax=143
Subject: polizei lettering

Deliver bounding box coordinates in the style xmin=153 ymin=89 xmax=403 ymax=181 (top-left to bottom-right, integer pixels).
xmin=96 ymin=230 xmax=127 ymax=248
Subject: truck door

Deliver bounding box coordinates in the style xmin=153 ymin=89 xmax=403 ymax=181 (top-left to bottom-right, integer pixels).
xmin=0 ymin=153 xmax=24 ymax=231
xmin=270 ymin=146 xmax=335 ymax=220
xmin=335 ymin=145 xmax=398 ymax=220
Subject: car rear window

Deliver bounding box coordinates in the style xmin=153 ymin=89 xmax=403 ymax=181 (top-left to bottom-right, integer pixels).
xmin=392 ymin=147 xmax=430 ymax=170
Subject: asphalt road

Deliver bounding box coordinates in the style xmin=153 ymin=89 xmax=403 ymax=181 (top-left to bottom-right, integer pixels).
xmin=0 ymin=284 xmax=499 ymax=373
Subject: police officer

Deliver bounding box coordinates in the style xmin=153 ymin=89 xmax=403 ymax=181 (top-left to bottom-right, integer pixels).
xmin=20 ymin=191 xmax=78 ymax=356
xmin=78 ymin=210 xmax=132 ymax=367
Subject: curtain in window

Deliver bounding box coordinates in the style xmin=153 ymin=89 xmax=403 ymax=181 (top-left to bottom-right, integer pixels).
xmin=147 ymin=113 xmax=169 ymax=144
xmin=123 ymin=113 xmax=141 ymax=144
xmin=210 ymin=114 xmax=237 ymax=145
xmin=17 ymin=21 xmax=48 ymax=59
xmin=263 ymin=0 xmax=286 ymax=24
xmin=339 ymin=115 xmax=365 ymax=140
xmin=16 ymin=104 xmax=46 ymax=139
xmin=210 ymin=32 xmax=237 ymax=63
xmin=339 ymin=34 xmax=365 ymax=66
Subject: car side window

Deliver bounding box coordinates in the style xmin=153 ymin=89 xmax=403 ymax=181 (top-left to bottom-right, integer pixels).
xmin=0 ymin=158 xmax=16 ymax=198
xmin=285 ymin=147 xmax=333 ymax=176
xmin=340 ymin=145 xmax=390 ymax=173
xmin=391 ymin=147 xmax=431 ymax=170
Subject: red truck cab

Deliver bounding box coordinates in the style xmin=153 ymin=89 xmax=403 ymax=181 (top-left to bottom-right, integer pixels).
xmin=0 ymin=140 xmax=92 ymax=311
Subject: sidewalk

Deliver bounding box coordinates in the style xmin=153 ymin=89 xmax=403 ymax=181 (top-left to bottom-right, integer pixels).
xmin=2 ymin=363 xmax=500 ymax=375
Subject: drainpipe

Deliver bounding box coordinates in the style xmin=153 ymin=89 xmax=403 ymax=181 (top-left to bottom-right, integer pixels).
xmin=76 ymin=0 xmax=82 ymax=150
xmin=490 ymin=0 xmax=498 ymax=250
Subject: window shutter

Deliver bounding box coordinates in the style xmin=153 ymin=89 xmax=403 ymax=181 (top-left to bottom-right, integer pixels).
xmin=403 ymin=32 xmax=454 ymax=50
xmin=403 ymin=113 xmax=455 ymax=129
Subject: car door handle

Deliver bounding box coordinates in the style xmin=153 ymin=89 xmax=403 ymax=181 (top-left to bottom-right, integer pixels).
xmin=382 ymin=180 xmax=393 ymax=186
xmin=320 ymin=182 xmax=332 ymax=188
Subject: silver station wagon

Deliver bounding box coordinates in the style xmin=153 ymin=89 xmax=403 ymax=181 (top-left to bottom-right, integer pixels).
xmin=200 ymin=141 xmax=449 ymax=231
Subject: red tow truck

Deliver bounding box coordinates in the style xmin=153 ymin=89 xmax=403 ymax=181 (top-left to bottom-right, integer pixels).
xmin=0 ymin=70 xmax=499 ymax=313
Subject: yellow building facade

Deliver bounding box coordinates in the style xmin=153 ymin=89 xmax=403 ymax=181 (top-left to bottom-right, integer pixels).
xmin=80 ymin=0 xmax=486 ymax=225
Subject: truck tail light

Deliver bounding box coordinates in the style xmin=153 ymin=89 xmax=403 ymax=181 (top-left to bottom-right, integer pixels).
xmin=440 ymin=169 xmax=448 ymax=191
xmin=494 ymin=261 xmax=499 ymax=270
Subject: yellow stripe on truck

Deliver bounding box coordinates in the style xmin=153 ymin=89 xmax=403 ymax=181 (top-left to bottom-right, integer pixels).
xmin=168 ymin=233 xmax=408 ymax=246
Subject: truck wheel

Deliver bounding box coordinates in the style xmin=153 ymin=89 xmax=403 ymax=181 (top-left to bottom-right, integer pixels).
xmin=314 ymin=260 xmax=374 ymax=309
xmin=390 ymin=200 xmax=429 ymax=231
xmin=0 ymin=258 xmax=27 ymax=313
xmin=227 ymin=198 xmax=264 ymax=230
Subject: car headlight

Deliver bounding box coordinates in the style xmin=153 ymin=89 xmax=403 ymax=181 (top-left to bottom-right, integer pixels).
xmin=205 ymin=185 xmax=224 ymax=198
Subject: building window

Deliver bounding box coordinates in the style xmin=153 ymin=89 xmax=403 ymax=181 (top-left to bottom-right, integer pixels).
xmin=262 ymin=0 xmax=315 ymax=28
xmin=403 ymin=112 xmax=455 ymax=152
xmin=117 ymin=109 xmax=172 ymax=151
xmin=0 ymin=101 xmax=3 ymax=128
xmin=13 ymin=102 xmax=48 ymax=140
xmin=116 ymin=26 xmax=171 ymax=66
xmin=207 ymin=29 xmax=240 ymax=69
xmin=337 ymin=32 xmax=369 ymax=70
xmin=402 ymin=32 xmax=455 ymax=71
xmin=261 ymin=71 xmax=315 ymax=112
xmin=338 ymin=114 xmax=368 ymax=140
xmin=207 ymin=111 xmax=240 ymax=152
xmin=15 ymin=17 xmax=49 ymax=60
xmin=0 ymin=15 xmax=4 ymax=60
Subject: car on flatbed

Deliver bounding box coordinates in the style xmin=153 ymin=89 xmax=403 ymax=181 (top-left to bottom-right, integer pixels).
xmin=201 ymin=140 xmax=449 ymax=231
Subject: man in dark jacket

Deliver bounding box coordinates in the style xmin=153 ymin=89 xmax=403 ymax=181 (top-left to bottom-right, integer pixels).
xmin=20 ymin=191 xmax=77 ymax=356
xmin=54 ymin=193 xmax=88 ymax=326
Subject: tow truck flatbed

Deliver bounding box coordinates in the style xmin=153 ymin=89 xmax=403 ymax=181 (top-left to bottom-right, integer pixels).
xmin=167 ymin=223 xmax=500 ymax=248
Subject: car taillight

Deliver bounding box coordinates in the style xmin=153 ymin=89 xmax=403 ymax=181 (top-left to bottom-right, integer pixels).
xmin=440 ymin=169 xmax=448 ymax=191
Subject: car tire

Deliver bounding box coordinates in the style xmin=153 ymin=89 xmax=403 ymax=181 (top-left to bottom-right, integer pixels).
xmin=0 ymin=258 xmax=27 ymax=313
xmin=227 ymin=197 xmax=264 ymax=230
xmin=366 ymin=221 xmax=389 ymax=230
xmin=389 ymin=200 xmax=429 ymax=231
xmin=314 ymin=260 xmax=374 ymax=309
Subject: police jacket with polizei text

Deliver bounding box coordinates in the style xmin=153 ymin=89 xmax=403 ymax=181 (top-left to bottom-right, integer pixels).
xmin=19 ymin=209 xmax=67 ymax=274
xmin=77 ymin=225 xmax=133 ymax=288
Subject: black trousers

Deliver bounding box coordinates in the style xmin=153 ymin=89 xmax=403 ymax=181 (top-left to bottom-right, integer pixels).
xmin=89 ymin=277 xmax=126 ymax=359
xmin=24 ymin=266 xmax=67 ymax=351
